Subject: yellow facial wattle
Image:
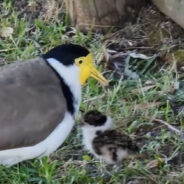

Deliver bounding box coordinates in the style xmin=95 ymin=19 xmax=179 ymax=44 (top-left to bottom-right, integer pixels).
xmin=75 ymin=53 xmax=108 ymax=86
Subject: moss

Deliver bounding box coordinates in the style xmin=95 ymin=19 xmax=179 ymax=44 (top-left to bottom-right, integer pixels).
xmin=148 ymin=28 xmax=170 ymax=46
xmin=165 ymin=49 xmax=184 ymax=66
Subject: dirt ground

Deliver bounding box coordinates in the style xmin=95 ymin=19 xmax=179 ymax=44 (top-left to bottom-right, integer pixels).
xmin=13 ymin=0 xmax=65 ymax=22
xmin=105 ymin=5 xmax=184 ymax=72
xmin=13 ymin=0 xmax=184 ymax=64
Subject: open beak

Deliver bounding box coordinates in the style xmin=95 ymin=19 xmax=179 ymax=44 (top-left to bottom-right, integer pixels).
xmin=90 ymin=67 xmax=109 ymax=86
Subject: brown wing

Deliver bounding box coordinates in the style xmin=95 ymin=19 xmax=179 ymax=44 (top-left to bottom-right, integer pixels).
xmin=0 ymin=58 xmax=67 ymax=150
xmin=93 ymin=130 xmax=139 ymax=154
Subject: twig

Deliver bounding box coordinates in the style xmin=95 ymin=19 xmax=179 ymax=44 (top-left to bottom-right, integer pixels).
xmin=0 ymin=48 xmax=16 ymax=52
xmin=124 ymin=46 xmax=155 ymax=50
xmin=148 ymin=117 xmax=182 ymax=135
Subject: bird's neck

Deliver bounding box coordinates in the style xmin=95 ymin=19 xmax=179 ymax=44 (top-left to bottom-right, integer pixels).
xmin=46 ymin=58 xmax=81 ymax=117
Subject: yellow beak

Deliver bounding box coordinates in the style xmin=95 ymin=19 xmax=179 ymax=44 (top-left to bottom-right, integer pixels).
xmin=78 ymin=53 xmax=109 ymax=86
xmin=90 ymin=67 xmax=109 ymax=86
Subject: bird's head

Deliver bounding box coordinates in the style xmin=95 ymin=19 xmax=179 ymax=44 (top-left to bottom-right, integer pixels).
xmin=43 ymin=44 xmax=108 ymax=86
xmin=82 ymin=110 xmax=112 ymax=130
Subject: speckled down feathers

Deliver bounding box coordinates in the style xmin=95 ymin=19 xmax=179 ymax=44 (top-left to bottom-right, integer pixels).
xmin=92 ymin=130 xmax=139 ymax=163
xmin=82 ymin=110 xmax=140 ymax=164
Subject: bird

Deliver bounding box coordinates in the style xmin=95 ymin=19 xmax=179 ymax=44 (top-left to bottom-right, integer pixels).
xmin=0 ymin=44 xmax=108 ymax=166
xmin=81 ymin=110 xmax=139 ymax=164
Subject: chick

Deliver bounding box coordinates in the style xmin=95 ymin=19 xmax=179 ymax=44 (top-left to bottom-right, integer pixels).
xmin=81 ymin=110 xmax=139 ymax=164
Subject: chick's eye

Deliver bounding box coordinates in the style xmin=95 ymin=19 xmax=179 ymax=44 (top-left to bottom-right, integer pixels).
xmin=79 ymin=60 xmax=83 ymax=64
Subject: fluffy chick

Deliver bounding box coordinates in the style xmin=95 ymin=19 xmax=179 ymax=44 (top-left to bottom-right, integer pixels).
xmin=81 ymin=110 xmax=139 ymax=164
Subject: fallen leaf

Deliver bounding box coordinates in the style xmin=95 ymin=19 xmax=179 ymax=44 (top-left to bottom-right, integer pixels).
xmin=129 ymin=53 xmax=156 ymax=60
xmin=146 ymin=159 xmax=159 ymax=169
xmin=0 ymin=27 xmax=13 ymax=38
xmin=134 ymin=102 xmax=162 ymax=111
xmin=131 ymin=85 xmax=155 ymax=94
xmin=82 ymin=155 xmax=92 ymax=161
xmin=145 ymin=80 xmax=155 ymax=85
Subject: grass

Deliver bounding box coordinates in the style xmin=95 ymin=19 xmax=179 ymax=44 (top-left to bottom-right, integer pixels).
xmin=1 ymin=0 xmax=184 ymax=183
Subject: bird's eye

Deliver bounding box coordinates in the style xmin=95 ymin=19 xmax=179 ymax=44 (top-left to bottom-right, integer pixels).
xmin=79 ymin=60 xmax=83 ymax=64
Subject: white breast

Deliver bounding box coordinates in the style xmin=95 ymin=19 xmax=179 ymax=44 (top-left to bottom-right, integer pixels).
xmin=82 ymin=116 xmax=113 ymax=154
xmin=82 ymin=127 xmax=97 ymax=154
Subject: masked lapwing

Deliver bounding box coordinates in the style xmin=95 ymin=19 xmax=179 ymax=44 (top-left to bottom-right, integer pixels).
xmin=0 ymin=44 xmax=108 ymax=166
xmin=81 ymin=110 xmax=139 ymax=164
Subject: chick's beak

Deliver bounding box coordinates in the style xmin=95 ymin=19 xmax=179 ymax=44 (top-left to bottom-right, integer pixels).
xmin=90 ymin=67 xmax=109 ymax=86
